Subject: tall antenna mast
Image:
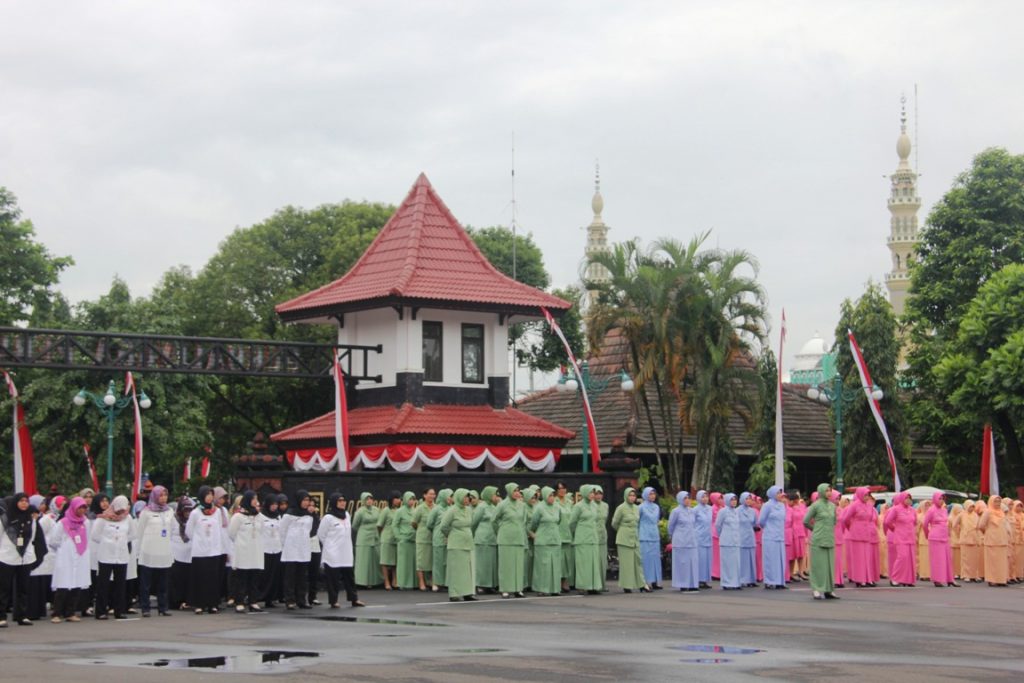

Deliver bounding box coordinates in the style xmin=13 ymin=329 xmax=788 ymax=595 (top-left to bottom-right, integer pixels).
xmin=511 ymin=131 xmax=517 ymax=282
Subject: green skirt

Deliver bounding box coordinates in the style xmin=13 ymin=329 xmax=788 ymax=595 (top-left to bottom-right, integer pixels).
xmin=616 ymin=544 xmax=644 ymax=590
xmin=432 ymin=543 xmax=447 ymax=586
xmin=354 ymin=544 xmax=382 ymax=586
xmin=532 ymin=544 xmax=561 ymax=595
xmin=416 ymin=541 xmax=433 ymax=573
xmin=574 ymin=543 xmax=602 ymax=590
xmin=809 ymin=544 xmax=835 ymax=593
xmin=447 ymin=548 xmax=475 ymax=598
xmin=395 ymin=540 xmax=416 ymax=589
xmin=524 ymin=542 xmax=533 ymax=590
xmin=561 ymin=543 xmax=575 ymax=585
xmin=498 ymin=545 xmax=526 ymax=593
xmin=475 ymin=544 xmax=497 ymax=588
xmin=379 ymin=539 xmax=397 ymax=566
xmin=599 ymin=541 xmax=608 ymax=590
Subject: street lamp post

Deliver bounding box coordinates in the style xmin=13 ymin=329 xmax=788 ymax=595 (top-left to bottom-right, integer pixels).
xmin=556 ymin=360 xmax=634 ymax=473
xmin=73 ymin=379 xmax=151 ymax=497
xmin=807 ymin=375 xmax=882 ymax=494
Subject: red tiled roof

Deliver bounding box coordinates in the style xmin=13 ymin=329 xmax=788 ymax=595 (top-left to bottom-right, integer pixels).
xmin=276 ymin=174 xmax=571 ymax=320
xmin=271 ymin=402 xmax=576 ymax=444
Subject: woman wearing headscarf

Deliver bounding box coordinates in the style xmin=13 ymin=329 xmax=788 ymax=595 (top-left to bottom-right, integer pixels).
xmin=611 ymin=487 xmax=646 ymax=593
xmin=915 ymin=500 xmax=931 ymax=581
xmin=714 ymin=493 xmax=742 ymax=590
xmin=352 ymin=492 xmax=382 ymax=588
xmin=169 ymin=496 xmax=194 ymax=610
xmin=1012 ymin=500 xmax=1024 ymax=583
xmin=638 ymin=486 xmax=663 ymax=591
xmin=186 ymin=486 xmax=226 ymax=614
xmin=440 ymin=489 xmax=476 ymax=601
xmin=570 ymin=485 xmax=601 ymax=595
xmin=555 ymin=481 xmax=574 ymax=591
xmin=85 ymin=492 xmax=109 ymax=613
xmin=135 ymin=485 xmax=174 ymax=617
xmin=306 ymin=497 xmax=323 ymax=606
xmin=753 ymin=495 xmax=764 ymax=583
xmin=694 ymin=490 xmax=713 ymax=588
xmin=830 ymin=491 xmax=846 ymax=587
xmin=593 ymin=486 xmax=609 ymax=591
xmin=49 ymin=496 xmax=91 ymax=622
xmin=955 ymin=500 xmax=982 ymax=582
xmin=710 ymin=492 xmax=724 ymax=580
xmin=257 ymin=493 xmax=283 ymax=607
xmin=0 ymin=493 xmax=41 ymax=626
xmin=758 ymin=486 xmax=787 ymax=589
xmin=494 ymin=482 xmax=528 ymax=598
xmin=391 ymin=492 xmax=417 ymax=590
xmin=412 ymin=487 xmax=435 ymax=591
xmin=318 ymin=492 xmax=365 ymax=608
xmin=738 ymin=492 xmax=758 ymax=587
xmin=883 ymin=492 xmax=916 ymax=587
xmin=27 ymin=495 xmax=57 ymax=620
xmin=523 ymin=485 xmax=540 ymax=589
xmin=802 ymin=483 xmax=838 ymax=600
xmin=922 ymin=491 xmax=957 ymax=587
xmin=377 ymin=491 xmax=401 ymax=591
xmin=428 ymin=488 xmax=452 ymax=591
xmin=668 ymin=490 xmax=698 ymax=592
xmin=529 ymin=486 xmax=562 ymax=596
xmin=949 ymin=503 xmax=963 ymax=580
xmin=91 ymin=495 xmax=134 ymax=619
xmin=843 ymin=487 xmax=880 ymax=587
xmin=978 ymin=495 xmax=1010 ymax=586
xmin=279 ymin=490 xmax=314 ymax=608
xmin=793 ymin=491 xmax=810 ymax=578
xmin=227 ymin=490 xmax=264 ymax=612
xmin=472 ymin=485 xmax=500 ymax=594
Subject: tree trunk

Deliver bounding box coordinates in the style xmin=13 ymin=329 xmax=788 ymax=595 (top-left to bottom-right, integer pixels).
xmin=994 ymin=410 xmax=1023 ymax=493
xmin=631 ymin=342 xmax=669 ymax=493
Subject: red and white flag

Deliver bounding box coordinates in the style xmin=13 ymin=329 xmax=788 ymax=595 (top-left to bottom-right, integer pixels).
xmin=124 ymin=372 xmax=144 ymax=502
xmin=182 ymin=456 xmax=192 ymax=482
xmin=3 ymin=371 xmax=37 ymax=495
xmin=981 ymin=424 xmax=999 ymax=497
xmin=333 ymin=349 xmax=350 ymax=472
xmin=847 ymin=330 xmax=901 ymax=492
xmin=83 ymin=443 xmax=100 ymax=492
xmin=200 ymin=455 xmax=211 ymax=479
xmin=541 ymin=307 xmax=601 ymax=472
xmin=774 ymin=309 xmax=786 ymax=488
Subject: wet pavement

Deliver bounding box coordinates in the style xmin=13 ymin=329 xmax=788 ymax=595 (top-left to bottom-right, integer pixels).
xmin=1 ymin=581 xmax=1022 ymax=682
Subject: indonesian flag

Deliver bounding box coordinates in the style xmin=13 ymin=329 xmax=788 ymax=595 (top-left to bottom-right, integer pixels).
xmin=3 ymin=371 xmax=37 ymax=495
xmin=774 ymin=309 xmax=786 ymax=488
xmin=847 ymin=330 xmax=901 ymax=492
xmin=124 ymin=372 xmax=144 ymax=502
xmin=83 ymin=443 xmax=100 ymax=492
xmin=182 ymin=456 xmax=192 ymax=482
xmin=333 ymin=349 xmax=350 ymax=472
xmin=541 ymin=307 xmax=601 ymax=472
xmin=200 ymin=453 xmax=211 ymax=479
xmin=981 ymin=424 xmax=999 ymax=497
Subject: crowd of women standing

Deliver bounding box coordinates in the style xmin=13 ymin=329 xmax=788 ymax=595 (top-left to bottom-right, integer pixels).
xmin=2 ymin=480 xmax=1022 ymax=625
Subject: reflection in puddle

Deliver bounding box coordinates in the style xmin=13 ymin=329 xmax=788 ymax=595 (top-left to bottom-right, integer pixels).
xmin=145 ymin=651 xmax=320 ymax=672
xmin=681 ymin=658 xmax=733 ymax=664
xmin=313 ymin=616 xmax=449 ymax=627
xmin=371 ymin=634 xmax=411 ymax=638
xmin=672 ymin=645 xmax=763 ymax=654
xmin=448 ymin=648 xmax=506 ymax=653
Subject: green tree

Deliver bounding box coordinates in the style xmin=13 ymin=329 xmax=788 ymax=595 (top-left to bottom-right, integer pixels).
xmin=834 ymin=283 xmax=907 ymax=487
xmin=745 ymin=350 xmax=796 ymax=493
xmin=0 ymin=187 xmax=73 ymax=325
xmin=465 ymin=226 xmax=549 ymax=290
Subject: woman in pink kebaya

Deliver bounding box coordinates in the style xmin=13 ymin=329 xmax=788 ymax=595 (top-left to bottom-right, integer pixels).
xmin=883 ymin=492 xmax=916 ymax=587
xmin=843 ymin=487 xmax=879 ymax=587
xmin=829 ymin=490 xmax=845 ymax=587
xmin=710 ymin=493 xmax=723 ymax=581
xmin=922 ymin=491 xmax=958 ymax=587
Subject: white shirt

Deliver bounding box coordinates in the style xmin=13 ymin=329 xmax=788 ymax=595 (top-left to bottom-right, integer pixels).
xmin=227 ymin=513 xmax=265 ymax=570
xmin=0 ymin=515 xmax=37 ymax=566
xmin=136 ymin=508 xmax=175 ymax=569
xmin=170 ymin=521 xmax=191 ymax=564
xmin=186 ymin=508 xmax=226 ymax=559
xmin=259 ymin=513 xmax=282 ymax=554
xmin=31 ymin=515 xmax=56 ymax=576
xmin=91 ymin=517 xmax=135 ymax=565
xmin=278 ymin=513 xmax=313 ymax=563
xmin=49 ymin=522 xmax=91 ymax=589
xmin=317 ymin=514 xmax=354 ymax=568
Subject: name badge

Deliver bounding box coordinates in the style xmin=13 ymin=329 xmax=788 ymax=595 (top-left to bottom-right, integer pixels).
xmin=74 ymin=535 xmax=81 ymax=544
xmin=16 ymin=537 xmax=24 ymax=547
xmin=161 ymin=529 xmax=168 ymax=537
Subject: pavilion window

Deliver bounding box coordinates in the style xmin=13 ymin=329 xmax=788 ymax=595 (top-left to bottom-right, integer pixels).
xmin=423 ymin=321 xmax=443 ymax=382
xmin=461 ymin=323 xmax=484 ymax=384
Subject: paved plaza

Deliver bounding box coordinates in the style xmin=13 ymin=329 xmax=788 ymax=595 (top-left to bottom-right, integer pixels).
xmin=0 ymin=581 xmax=1021 ymax=682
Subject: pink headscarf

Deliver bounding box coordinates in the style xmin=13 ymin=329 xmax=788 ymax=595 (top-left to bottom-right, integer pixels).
xmin=61 ymin=496 xmax=89 ymax=555
xmin=147 ymin=485 xmax=169 ymax=512
xmin=854 ymin=487 xmax=870 ymax=502
xmin=828 ymin=490 xmax=840 ymax=504
xmin=931 ymin=491 xmax=945 ymax=507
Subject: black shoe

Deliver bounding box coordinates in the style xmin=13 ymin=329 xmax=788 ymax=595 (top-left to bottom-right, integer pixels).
xmin=159 ymin=611 xmax=171 ymax=616
xmin=514 ymin=592 xmax=525 ymax=598
xmin=464 ymin=595 xmax=477 ymax=601
xmin=298 ymin=603 xmax=313 ymax=609
xmin=142 ymin=612 xmax=151 ymax=618
xmin=351 ymin=600 xmax=366 ymax=607
xmin=114 ymin=614 xmax=129 ymax=620
xmin=95 ymin=614 xmax=108 ymax=620
xmin=824 ymin=592 xmax=840 ymax=600
xmin=16 ymin=618 xmax=32 ymax=626
xmin=651 ymin=583 xmax=663 ymax=590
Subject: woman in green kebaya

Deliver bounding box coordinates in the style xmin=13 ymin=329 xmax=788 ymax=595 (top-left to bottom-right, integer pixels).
xmin=523 ymin=485 xmax=539 ymax=589
xmin=556 ymin=481 xmax=574 ymax=591
xmin=412 ymin=487 xmax=435 ymax=591
xmin=472 ymin=485 xmax=500 ymax=593
xmin=611 ymin=487 xmax=647 ymax=592
xmin=428 ymin=488 xmax=453 ymax=591
xmin=571 ymin=485 xmax=602 ymax=594
xmin=529 ymin=486 xmax=563 ymax=596
xmin=494 ymin=483 xmax=528 ymax=598
xmin=391 ymin=492 xmax=417 ymax=590
xmin=352 ymin=492 xmax=382 ymax=587
xmin=594 ymin=485 xmax=610 ymax=591
xmin=377 ymin=491 xmax=402 ymax=590
xmin=440 ymin=489 xmax=476 ymax=602
xmin=803 ymin=482 xmax=839 ymax=600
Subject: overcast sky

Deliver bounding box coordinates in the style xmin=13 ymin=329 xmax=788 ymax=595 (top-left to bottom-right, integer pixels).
xmin=2 ymin=1 xmax=1022 ymax=377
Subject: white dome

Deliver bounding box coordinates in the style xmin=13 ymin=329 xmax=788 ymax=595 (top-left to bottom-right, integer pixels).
xmin=792 ymin=333 xmax=829 ymax=372
xmin=897 ymin=131 xmax=912 ymax=161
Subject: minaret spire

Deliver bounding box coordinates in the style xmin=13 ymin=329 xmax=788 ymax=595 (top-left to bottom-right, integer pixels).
xmin=885 ymin=94 xmax=921 ymax=317
xmin=583 ymin=160 xmax=611 ymax=307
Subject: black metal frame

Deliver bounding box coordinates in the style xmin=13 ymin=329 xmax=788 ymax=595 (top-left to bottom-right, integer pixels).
xmin=0 ymin=326 xmax=382 ymax=381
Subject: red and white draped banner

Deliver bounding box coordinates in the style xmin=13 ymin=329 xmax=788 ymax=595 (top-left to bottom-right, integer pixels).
xmin=981 ymin=424 xmax=1000 ymax=496
xmin=541 ymin=306 xmax=600 ymax=472
xmin=124 ymin=372 xmax=144 ymax=502
xmin=774 ymin=309 xmax=786 ymax=488
xmin=182 ymin=456 xmax=192 ymax=482
xmin=200 ymin=454 xmax=211 ymax=479
xmin=333 ymin=349 xmax=351 ymax=472
xmin=83 ymin=443 xmax=100 ymax=492
xmin=2 ymin=371 xmax=37 ymax=495
xmin=847 ymin=330 xmax=901 ymax=492
xmin=287 ymin=444 xmax=560 ymax=473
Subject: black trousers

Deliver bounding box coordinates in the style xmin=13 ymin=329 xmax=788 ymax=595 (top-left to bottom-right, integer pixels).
xmin=27 ymin=573 xmax=51 ymax=619
xmin=259 ymin=553 xmax=281 ymax=604
xmin=232 ymin=568 xmax=262 ymax=606
xmin=138 ymin=565 xmax=169 ymax=614
xmin=52 ymin=588 xmax=82 ymax=618
xmin=0 ymin=562 xmax=31 ymax=621
xmin=169 ymin=560 xmax=190 ymax=608
xmin=95 ymin=562 xmax=128 ymax=617
xmin=308 ymin=552 xmax=322 ymax=603
xmin=281 ymin=561 xmax=308 ymax=607
xmin=323 ymin=565 xmax=358 ymax=605
xmin=189 ymin=556 xmax=223 ymax=610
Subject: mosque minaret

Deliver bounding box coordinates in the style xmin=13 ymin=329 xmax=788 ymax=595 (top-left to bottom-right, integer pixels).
xmin=583 ymin=164 xmax=612 ymax=309
xmin=885 ymin=97 xmax=921 ymax=316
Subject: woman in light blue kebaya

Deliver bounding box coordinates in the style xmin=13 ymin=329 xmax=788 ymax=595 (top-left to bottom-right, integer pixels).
xmin=694 ymin=490 xmax=713 ymax=588
xmin=668 ymin=491 xmax=699 ymax=591
xmin=738 ymin=492 xmax=759 ymax=587
xmin=638 ymin=487 xmax=663 ymax=590
xmin=714 ymin=493 xmax=742 ymax=590
xmin=758 ymin=485 xmax=788 ymax=589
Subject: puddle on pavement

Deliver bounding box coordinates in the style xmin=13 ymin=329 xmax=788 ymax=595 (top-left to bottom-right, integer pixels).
xmin=681 ymin=658 xmax=733 ymax=664
xmin=144 ymin=650 xmax=319 ymax=673
xmin=672 ymin=645 xmax=763 ymax=654
xmin=313 ymin=616 xmax=449 ymax=627
xmin=448 ymin=648 xmax=507 ymax=653
xmin=370 ymin=634 xmax=411 ymax=638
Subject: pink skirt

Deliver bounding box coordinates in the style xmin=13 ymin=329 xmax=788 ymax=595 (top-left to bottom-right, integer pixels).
xmin=712 ymin=537 xmax=721 ymax=579
xmin=846 ymin=540 xmax=880 ymax=584
xmin=890 ymin=542 xmax=916 ymax=585
xmin=834 ymin=542 xmax=844 ymax=585
xmin=928 ymin=539 xmax=954 ymax=584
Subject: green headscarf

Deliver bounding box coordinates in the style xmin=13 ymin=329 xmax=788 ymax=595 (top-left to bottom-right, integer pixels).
xmin=481 ymin=485 xmax=499 ymax=503
xmin=436 ymin=488 xmax=454 ymax=508
xmin=505 ymin=482 xmax=520 ymax=497
xmin=454 ymin=488 xmax=469 ymax=506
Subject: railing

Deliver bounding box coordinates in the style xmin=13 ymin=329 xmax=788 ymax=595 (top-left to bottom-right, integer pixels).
xmin=0 ymin=327 xmax=382 ymax=381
